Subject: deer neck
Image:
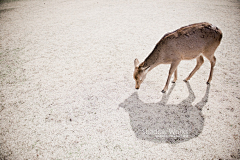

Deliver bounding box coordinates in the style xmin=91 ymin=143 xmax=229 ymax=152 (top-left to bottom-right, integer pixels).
xmin=142 ymin=49 xmax=161 ymax=70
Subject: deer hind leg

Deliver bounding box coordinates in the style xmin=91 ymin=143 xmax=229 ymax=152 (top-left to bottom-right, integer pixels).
xmin=172 ymin=68 xmax=178 ymax=83
xmin=206 ymin=55 xmax=216 ymax=84
xmin=162 ymin=60 xmax=180 ymax=93
xmin=184 ymin=55 xmax=204 ymax=82
xmin=203 ymin=43 xmax=219 ymax=84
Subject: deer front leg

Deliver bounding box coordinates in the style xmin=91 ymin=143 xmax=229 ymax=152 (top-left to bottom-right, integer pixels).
xmin=184 ymin=55 xmax=204 ymax=82
xmin=162 ymin=61 xmax=180 ymax=93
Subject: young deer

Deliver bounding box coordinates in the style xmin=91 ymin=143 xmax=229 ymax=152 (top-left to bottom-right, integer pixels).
xmin=134 ymin=22 xmax=222 ymax=93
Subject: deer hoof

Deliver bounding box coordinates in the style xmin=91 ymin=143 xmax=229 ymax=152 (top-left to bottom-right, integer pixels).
xmin=206 ymin=82 xmax=210 ymax=85
xmin=161 ymin=90 xmax=166 ymax=93
xmin=183 ymin=79 xmax=188 ymax=82
xmin=172 ymin=81 xmax=176 ymax=83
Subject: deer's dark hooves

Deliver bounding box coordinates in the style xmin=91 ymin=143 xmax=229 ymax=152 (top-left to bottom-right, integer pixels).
xmin=183 ymin=79 xmax=188 ymax=83
xmin=172 ymin=81 xmax=176 ymax=83
xmin=161 ymin=90 xmax=166 ymax=93
xmin=206 ymin=82 xmax=210 ymax=85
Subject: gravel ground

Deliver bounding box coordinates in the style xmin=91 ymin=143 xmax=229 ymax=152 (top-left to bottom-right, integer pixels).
xmin=0 ymin=0 xmax=240 ymax=159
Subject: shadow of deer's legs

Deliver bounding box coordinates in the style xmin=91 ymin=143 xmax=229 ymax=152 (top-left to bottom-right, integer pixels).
xmin=118 ymin=81 xmax=210 ymax=144
xmin=195 ymin=84 xmax=210 ymax=110
xmin=180 ymin=82 xmax=196 ymax=106
xmin=160 ymin=83 xmax=176 ymax=105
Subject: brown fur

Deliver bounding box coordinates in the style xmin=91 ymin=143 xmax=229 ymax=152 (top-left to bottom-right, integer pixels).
xmin=134 ymin=22 xmax=222 ymax=92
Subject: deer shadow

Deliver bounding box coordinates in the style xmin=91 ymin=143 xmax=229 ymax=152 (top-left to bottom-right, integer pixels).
xmin=119 ymin=82 xmax=210 ymax=143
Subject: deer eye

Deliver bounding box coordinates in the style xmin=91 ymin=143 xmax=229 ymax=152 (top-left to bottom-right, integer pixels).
xmin=134 ymin=73 xmax=138 ymax=80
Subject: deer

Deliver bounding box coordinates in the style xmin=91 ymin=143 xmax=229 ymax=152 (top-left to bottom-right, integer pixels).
xmin=133 ymin=22 xmax=222 ymax=93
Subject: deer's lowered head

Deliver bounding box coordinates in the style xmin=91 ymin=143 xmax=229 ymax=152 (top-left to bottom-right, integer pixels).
xmin=133 ymin=58 xmax=151 ymax=89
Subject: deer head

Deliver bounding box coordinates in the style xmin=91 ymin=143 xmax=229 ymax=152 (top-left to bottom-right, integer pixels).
xmin=133 ymin=59 xmax=150 ymax=89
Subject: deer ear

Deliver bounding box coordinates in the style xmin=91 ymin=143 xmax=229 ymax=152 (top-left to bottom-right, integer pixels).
xmin=134 ymin=58 xmax=139 ymax=67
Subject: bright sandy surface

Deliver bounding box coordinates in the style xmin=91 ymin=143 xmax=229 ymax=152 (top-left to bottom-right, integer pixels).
xmin=0 ymin=0 xmax=240 ymax=159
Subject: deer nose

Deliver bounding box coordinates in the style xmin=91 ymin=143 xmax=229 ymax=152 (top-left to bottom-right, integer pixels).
xmin=135 ymin=83 xmax=140 ymax=90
